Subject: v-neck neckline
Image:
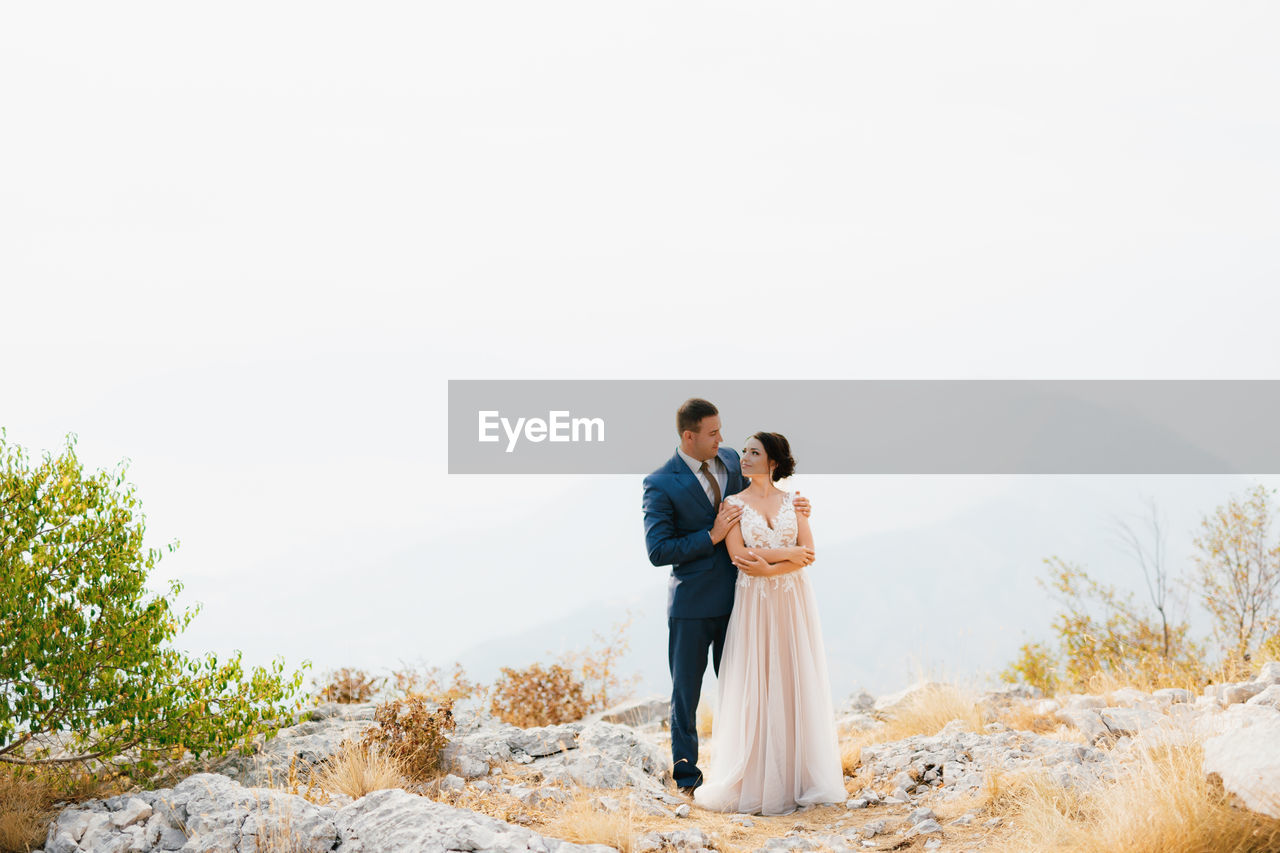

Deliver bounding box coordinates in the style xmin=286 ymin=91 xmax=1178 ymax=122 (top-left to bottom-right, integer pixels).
xmin=743 ymin=492 xmax=787 ymax=531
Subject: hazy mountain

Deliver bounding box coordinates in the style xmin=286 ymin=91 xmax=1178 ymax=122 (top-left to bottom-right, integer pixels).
xmin=453 ymin=475 xmax=1268 ymax=700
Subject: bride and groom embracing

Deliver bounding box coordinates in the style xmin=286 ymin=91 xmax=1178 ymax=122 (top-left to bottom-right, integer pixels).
xmin=641 ymin=398 xmax=846 ymax=816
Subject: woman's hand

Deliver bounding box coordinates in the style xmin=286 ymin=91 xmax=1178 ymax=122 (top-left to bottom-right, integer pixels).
xmin=732 ymin=551 xmax=772 ymax=576
xmin=791 ymin=546 xmax=815 ymax=566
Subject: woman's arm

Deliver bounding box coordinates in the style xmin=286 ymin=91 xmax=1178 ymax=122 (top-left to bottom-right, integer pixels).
xmin=732 ymin=553 xmax=808 ymax=576
xmin=796 ymin=501 xmax=815 ymax=555
xmin=743 ymin=545 xmax=813 ymax=563
xmin=749 ymin=496 xmax=818 ymax=577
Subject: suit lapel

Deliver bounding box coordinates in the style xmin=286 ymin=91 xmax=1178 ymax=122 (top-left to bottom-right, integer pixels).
xmin=720 ymin=448 xmax=743 ymax=496
xmin=672 ymin=451 xmax=715 ymax=512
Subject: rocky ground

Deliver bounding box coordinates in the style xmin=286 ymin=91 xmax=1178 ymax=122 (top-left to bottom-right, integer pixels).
xmin=30 ymin=663 xmax=1280 ymax=853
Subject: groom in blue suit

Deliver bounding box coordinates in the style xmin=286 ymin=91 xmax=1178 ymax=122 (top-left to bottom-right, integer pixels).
xmin=642 ymin=398 xmax=809 ymax=793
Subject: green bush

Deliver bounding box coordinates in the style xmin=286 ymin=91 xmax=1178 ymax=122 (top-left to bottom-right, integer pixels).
xmin=0 ymin=431 xmax=309 ymax=782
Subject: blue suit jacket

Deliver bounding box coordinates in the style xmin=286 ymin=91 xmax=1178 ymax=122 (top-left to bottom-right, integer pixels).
xmin=642 ymin=448 xmax=746 ymax=619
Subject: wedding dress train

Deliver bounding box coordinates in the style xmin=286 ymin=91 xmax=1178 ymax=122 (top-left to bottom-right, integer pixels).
xmin=693 ymin=491 xmax=846 ymax=816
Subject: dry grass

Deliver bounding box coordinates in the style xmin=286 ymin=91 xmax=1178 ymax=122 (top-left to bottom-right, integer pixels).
xmin=0 ymin=764 xmax=119 ymax=853
xmin=0 ymin=768 xmax=52 ymax=853
xmin=837 ymin=680 xmax=992 ymax=778
xmin=696 ymin=700 xmax=714 ymax=739
xmin=311 ymin=739 xmax=408 ymax=800
xmin=994 ymin=700 xmax=1081 ymax=738
xmin=541 ymin=797 xmax=637 ymax=853
xmin=984 ymin=742 xmax=1280 ymax=853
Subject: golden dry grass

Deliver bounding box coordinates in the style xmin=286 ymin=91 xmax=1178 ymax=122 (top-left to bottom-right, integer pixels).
xmin=837 ymin=679 xmax=993 ymax=778
xmin=542 ymin=797 xmax=637 ymax=853
xmin=0 ymin=764 xmax=120 ymax=853
xmin=993 ymin=700 xmax=1084 ymax=740
xmin=696 ymin=700 xmax=714 ymax=739
xmin=984 ymin=742 xmax=1280 ymax=853
xmin=0 ymin=769 xmax=50 ymax=853
xmin=311 ymin=739 xmax=409 ymax=801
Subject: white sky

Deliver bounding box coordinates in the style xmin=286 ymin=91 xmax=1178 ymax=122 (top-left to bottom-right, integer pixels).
xmin=3 ymin=2 xmax=1279 ymax=693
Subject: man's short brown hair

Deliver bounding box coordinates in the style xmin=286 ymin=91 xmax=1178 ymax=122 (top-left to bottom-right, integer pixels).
xmin=677 ymin=398 xmax=719 ymax=436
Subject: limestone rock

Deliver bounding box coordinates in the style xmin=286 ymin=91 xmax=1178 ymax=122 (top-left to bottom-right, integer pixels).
xmin=1202 ymin=707 xmax=1280 ymax=818
xmin=335 ymin=786 xmax=614 ymax=852
xmin=586 ymin=696 xmax=670 ymax=729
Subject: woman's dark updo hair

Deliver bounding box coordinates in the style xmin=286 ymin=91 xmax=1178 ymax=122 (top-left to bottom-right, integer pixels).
xmin=751 ymin=431 xmax=795 ymax=481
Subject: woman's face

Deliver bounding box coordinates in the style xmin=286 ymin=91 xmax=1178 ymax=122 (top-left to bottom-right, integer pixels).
xmin=740 ymin=436 xmax=774 ymax=479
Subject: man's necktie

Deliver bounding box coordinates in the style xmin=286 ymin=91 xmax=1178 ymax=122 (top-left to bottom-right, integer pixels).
xmin=700 ymin=461 xmax=722 ymax=507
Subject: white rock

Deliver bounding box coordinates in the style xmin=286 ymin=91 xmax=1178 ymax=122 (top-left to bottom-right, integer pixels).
xmin=906 ymin=818 xmax=942 ymax=837
xmin=109 ymin=798 xmax=153 ymax=829
xmin=1108 ymin=687 xmax=1150 ymax=707
xmin=1065 ymin=694 xmax=1108 ymax=711
xmin=1100 ymin=707 xmax=1164 ymax=738
xmin=1224 ymin=682 xmax=1267 ymax=706
xmin=1203 ymin=709 xmax=1280 ymax=818
xmin=874 ymin=681 xmax=950 ymax=715
xmin=1245 ymin=685 xmax=1280 ymax=710
xmin=587 ymin=696 xmax=670 ymax=729
xmin=1153 ymin=688 xmax=1193 ymax=705
xmin=636 ymin=828 xmax=711 ymax=852
xmin=1256 ymin=662 xmax=1280 ymax=685
xmin=336 ymin=787 xmax=613 ymax=852
xmin=1057 ymin=708 xmax=1110 ymax=744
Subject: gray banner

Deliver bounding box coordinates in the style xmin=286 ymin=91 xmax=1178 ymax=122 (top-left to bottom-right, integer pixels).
xmin=448 ymin=380 xmax=1280 ymax=474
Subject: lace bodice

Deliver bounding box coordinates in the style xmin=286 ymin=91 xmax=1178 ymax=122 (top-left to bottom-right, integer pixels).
xmin=727 ymin=491 xmax=797 ymax=548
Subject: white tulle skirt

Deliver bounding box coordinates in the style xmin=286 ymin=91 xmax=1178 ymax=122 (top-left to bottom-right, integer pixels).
xmin=693 ymin=568 xmax=846 ymax=816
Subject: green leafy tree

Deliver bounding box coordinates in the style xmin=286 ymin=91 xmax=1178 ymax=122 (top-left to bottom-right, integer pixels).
xmin=0 ymin=431 xmax=310 ymax=782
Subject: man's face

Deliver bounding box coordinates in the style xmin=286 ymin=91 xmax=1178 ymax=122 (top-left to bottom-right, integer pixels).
xmin=683 ymin=415 xmax=722 ymax=462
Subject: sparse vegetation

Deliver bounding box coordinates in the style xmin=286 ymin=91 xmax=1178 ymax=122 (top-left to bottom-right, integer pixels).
xmin=1194 ymin=484 xmax=1280 ymax=669
xmin=360 ymin=694 xmax=456 ymax=782
xmin=486 ymin=615 xmax=641 ymax=728
xmin=490 ymin=661 xmax=591 ymax=728
xmin=390 ymin=661 xmax=482 ymax=706
xmin=0 ymin=431 xmax=309 ymax=787
xmin=314 ymin=668 xmax=384 ymax=705
xmin=0 ymin=763 xmax=114 ymax=853
xmin=1002 ymin=489 xmax=1280 ymax=696
xmin=312 ymin=739 xmax=407 ymax=800
xmin=987 ymin=742 xmax=1280 ymax=853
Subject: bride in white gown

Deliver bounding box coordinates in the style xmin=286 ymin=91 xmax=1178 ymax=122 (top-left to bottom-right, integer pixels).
xmin=693 ymin=431 xmax=846 ymax=816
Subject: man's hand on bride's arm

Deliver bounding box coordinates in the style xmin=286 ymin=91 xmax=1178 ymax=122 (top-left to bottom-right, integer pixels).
xmin=793 ymin=492 xmax=812 ymax=518
xmin=709 ymin=501 xmax=742 ymax=545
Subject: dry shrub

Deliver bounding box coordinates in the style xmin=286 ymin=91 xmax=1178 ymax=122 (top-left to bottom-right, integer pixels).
xmin=559 ymin=613 xmax=641 ymax=714
xmin=988 ymin=742 xmax=1280 ymax=853
xmin=314 ymin=667 xmax=383 ymax=704
xmin=390 ymin=661 xmax=482 ymax=705
xmin=361 ymin=695 xmax=456 ymax=782
xmin=312 ymin=739 xmax=407 ymax=800
xmin=490 ymin=662 xmax=589 ymax=728
xmin=490 ymin=615 xmax=640 ymax=729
